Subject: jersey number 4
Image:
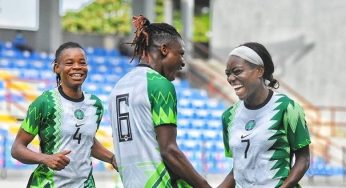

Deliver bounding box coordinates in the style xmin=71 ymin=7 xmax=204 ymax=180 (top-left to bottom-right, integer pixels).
xmin=116 ymin=94 xmax=133 ymax=142
xmin=73 ymin=128 xmax=82 ymax=144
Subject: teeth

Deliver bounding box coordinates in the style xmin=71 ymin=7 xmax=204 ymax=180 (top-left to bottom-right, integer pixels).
xmin=233 ymin=85 xmax=243 ymax=89
xmin=71 ymin=74 xmax=82 ymax=77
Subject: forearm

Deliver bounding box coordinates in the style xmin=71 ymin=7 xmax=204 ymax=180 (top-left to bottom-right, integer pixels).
xmin=91 ymin=138 xmax=114 ymax=163
xmin=281 ymin=147 xmax=310 ymax=188
xmin=218 ymin=170 xmax=235 ymax=188
xmin=11 ymin=144 xmax=47 ymax=164
xmin=162 ymin=146 xmax=210 ymax=187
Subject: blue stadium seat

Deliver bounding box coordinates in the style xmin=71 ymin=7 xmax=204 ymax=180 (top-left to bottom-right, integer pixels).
xmin=105 ymin=49 xmax=121 ymax=57
xmin=0 ymin=81 xmax=4 ymax=90
xmin=177 ymin=98 xmax=191 ymax=108
xmin=0 ymin=58 xmax=11 ymax=68
xmin=13 ymin=59 xmax=30 ymax=69
xmin=178 ymin=108 xmax=194 ymax=119
xmin=1 ymin=49 xmax=18 ymax=58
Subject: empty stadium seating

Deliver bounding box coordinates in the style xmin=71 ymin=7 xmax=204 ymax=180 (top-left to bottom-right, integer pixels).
xmin=0 ymin=40 xmax=231 ymax=174
xmin=2 ymin=40 xmax=343 ymax=177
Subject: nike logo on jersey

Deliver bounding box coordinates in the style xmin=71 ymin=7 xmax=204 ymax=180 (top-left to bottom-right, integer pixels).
xmin=241 ymin=133 xmax=251 ymax=139
xmin=75 ymin=123 xmax=84 ymax=127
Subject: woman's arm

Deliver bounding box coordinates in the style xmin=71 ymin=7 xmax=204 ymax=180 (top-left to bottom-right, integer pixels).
xmin=280 ymin=145 xmax=310 ymax=188
xmin=91 ymin=138 xmax=117 ymax=171
xmin=11 ymin=128 xmax=71 ymax=170
xmin=156 ymin=125 xmax=211 ymax=188
xmin=218 ymin=169 xmax=236 ymax=188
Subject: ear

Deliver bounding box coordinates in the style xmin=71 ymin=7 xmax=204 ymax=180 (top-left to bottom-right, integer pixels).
xmin=53 ymin=61 xmax=60 ymax=74
xmin=257 ymin=66 xmax=264 ymax=78
xmin=159 ymin=44 xmax=169 ymax=56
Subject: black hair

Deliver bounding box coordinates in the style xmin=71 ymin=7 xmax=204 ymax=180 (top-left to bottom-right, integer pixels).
xmin=241 ymin=42 xmax=279 ymax=89
xmin=52 ymin=42 xmax=84 ymax=86
xmin=130 ymin=15 xmax=182 ymax=63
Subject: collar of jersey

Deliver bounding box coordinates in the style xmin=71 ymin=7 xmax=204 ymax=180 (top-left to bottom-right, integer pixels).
xmin=137 ymin=63 xmax=152 ymax=69
xmin=244 ymin=89 xmax=273 ymax=110
xmin=58 ymin=86 xmax=85 ymax=102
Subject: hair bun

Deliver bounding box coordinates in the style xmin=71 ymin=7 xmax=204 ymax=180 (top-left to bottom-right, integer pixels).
xmin=132 ymin=15 xmax=150 ymax=32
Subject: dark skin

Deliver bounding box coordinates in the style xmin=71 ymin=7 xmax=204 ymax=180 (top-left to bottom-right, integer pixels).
xmin=218 ymin=55 xmax=310 ymax=187
xmin=11 ymin=129 xmax=71 ymax=170
xmin=156 ymin=126 xmax=210 ymax=187
xmin=143 ymin=38 xmax=210 ymax=187
xmin=218 ymin=146 xmax=310 ymax=188
xmin=280 ymin=146 xmax=310 ymax=188
xmin=11 ymin=47 xmax=117 ymax=171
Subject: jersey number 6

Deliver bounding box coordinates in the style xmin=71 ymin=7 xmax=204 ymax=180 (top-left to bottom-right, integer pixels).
xmin=116 ymin=94 xmax=133 ymax=142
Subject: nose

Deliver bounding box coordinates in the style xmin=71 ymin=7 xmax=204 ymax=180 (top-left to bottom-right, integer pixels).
xmin=227 ymin=73 xmax=237 ymax=82
xmin=72 ymin=62 xmax=82 ymax=69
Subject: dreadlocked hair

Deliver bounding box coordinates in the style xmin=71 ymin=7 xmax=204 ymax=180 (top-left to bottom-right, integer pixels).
xmin=52 ymin=41 xmax=84 ymax=86
xmin=129 ymin=15 xmax=181 ymax=63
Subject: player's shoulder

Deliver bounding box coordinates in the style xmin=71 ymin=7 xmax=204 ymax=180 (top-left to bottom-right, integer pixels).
xmin=273 ymin=91 xmax=303 ymax=110
xmin=222 ymin=101 xmax=241 ymax=118
xmin=84 ymin=92 xmax=103 ymax=106
xmin=147 ymin=70 xmax=175 ymax=90
xmin=31 ymin=89 xmax=55 ymax=105
xmin=273 ymin=91 xmax=292 ymax=101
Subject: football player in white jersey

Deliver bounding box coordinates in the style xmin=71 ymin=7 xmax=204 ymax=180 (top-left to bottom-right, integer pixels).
xmin=109 ymin=15 xmax=211 ymax=188
xmin=219 ymin=42 xmax=311 ymax=188
xmin=11 ymin=42 xmax=117 ymax=188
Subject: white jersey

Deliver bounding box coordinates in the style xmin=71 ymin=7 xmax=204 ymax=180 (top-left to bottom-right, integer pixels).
xmin=222 ymin=91 xmax=311 ymax=188
xmin=109 ymin=64 xmax=184 ymax=188
xmin=21 ymin=86 xmax=103 ymax=188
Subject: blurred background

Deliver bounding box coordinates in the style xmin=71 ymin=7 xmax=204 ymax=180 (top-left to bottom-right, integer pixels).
xmin=0 ymin=0 xmax=345 ymax=187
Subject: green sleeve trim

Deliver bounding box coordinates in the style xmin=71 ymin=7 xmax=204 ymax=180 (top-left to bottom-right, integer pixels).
xmin=283 ymin=99 xmax=311 ymax=150
xmin=20 ymin=93 xmax=48 ymax=135
xmin=147 ymin=71 xmax=177 ymax=127
xmin=91 ymin=94 xmax=104 ymax=130
xmin=222 ymin=102 xmax=239 ymax=158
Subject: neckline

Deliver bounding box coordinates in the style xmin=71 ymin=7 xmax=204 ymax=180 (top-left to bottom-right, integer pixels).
xmin=244 ymin=89 xmax=273 ymax=110
xmin=58 ymin=86 xmax=84 ymax=102
xmin=137 ymin=63 xmax=152 ymax=69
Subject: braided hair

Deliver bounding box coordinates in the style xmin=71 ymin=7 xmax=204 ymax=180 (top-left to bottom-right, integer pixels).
xmin=241 ymin=42 xmax=280 ymax=89
xmin=52 ymin=42 xmax=85 ymax=86
xmin=129 ymin=15 xmax=182 ymax=63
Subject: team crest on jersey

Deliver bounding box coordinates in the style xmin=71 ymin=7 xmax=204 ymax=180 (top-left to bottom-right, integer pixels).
xmin=74 ymin=109 xmax=85 ymax=120
xmin=245 ymin=120 xmax=255 ymax=131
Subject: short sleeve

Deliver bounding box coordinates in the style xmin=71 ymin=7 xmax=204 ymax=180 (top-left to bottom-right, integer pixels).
xmin=222 ymin=111 xmax=232 ymax=158
xmin=147 ymin=71 xmax=177 ymax=127
xmin=284 ymin=100 xmax=311 ymax=151
xmin=222 ymin=102 xmax=239 ymax=158
xmin=91 ymin=94 xmax=104 ymax=130
xmin=21 ymin=94 xmax=46 ymax=136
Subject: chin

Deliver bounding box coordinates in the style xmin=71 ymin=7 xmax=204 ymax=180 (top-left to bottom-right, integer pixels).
xmin=236 ymin=94 xmax=246 ymax=101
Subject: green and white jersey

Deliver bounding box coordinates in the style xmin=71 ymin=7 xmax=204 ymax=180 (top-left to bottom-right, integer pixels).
xmin=109 ymin=64 xmax=188 ymax=188
xmin=222 ymin=91 xmax=311 ymax=188
xmin=21 ymin=86 xmax=103 ymax=188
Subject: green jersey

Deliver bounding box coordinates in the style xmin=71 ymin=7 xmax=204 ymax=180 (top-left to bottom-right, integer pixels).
xmin=109 ymin=64 xmax=190 ymax=188
xmin=21 ymin=86 xmax=103 ymax=188
xmin=222 ymin=91 xmax=311 ymax=188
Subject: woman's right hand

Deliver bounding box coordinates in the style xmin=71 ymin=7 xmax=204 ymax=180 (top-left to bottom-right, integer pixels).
xmin=41 ymin=150 xmax=71 ymax=170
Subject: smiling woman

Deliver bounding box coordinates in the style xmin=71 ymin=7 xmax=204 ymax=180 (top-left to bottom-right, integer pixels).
xmin=11 ymin=42 xmax=118 ymax=188
xmin=109 ymin=15 xmax=211 ymax=188
xmin=219 ymin=42 xmax=311 ymax=188
xmin=53 ymin=42 xmax=88 ymax=99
